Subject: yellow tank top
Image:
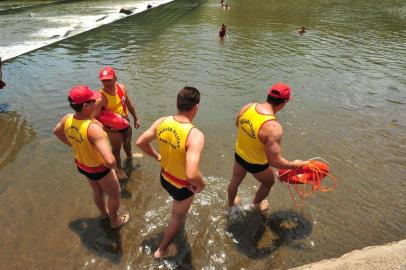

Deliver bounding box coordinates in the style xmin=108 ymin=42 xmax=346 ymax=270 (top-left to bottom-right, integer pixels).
xmin=156 ymin=116 xmax=194 ymax=188
xmin=100 ymin=84 xmax=128 ymax=117
xmin=235 ymin=103 xmax=276 ymax=165
xmin=64 ymin=115 xmax=106 ymax=172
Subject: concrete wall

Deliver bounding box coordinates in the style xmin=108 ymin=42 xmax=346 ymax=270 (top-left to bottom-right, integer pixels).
xmin=291 ymin=239 xmax=406 ymax=270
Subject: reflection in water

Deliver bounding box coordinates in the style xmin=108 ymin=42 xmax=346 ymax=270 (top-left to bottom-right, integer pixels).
xmin=0 ymin=106 xmax=35 ymax=169
xmin=141 ymin=226 xmax=193 ymax=270
xmin=226 ymin=209 xmax=313 ymax=259
xmin=69 ymin=218 xmax=122 ymax=264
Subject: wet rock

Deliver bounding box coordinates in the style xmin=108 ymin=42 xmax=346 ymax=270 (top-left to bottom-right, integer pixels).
xmin=119 ymin=8 xmax=133 ymax=15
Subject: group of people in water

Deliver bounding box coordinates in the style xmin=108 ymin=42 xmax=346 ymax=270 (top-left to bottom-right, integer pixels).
xmin=217 ymin=1 xmax=306 ymax=39
xmin=218 ymin=0 xmax=229 ymax=39
xmin=53 ymin=66 xmax=307 ymax=259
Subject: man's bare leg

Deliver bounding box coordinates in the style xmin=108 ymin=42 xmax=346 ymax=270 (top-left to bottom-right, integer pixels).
xmin=227 ymin=160 xmax=247 ymax=207
xmin=123 ymin=126 xmax=133 ymax=159
xmin=87 ymin=179 xmax=109 ymax=217
xmin=108 ymin=131 xmax=127 ymax=179
xmin=252 ymin=167 xmax=275 ymax=210
xmin=98 ymin=170 xmax=129 ymax=228
xmin=154 ymin=196 xmax=194 ymax=259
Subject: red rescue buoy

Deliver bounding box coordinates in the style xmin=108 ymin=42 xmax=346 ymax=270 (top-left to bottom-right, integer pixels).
xmin=278 ymin=161 xmax=329 ymax=184
xmin=97 ymin=111 xmax=129 ymax=130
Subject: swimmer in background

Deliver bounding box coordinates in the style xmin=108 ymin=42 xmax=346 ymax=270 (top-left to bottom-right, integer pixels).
xmin=223 ymin=3 xmax=230 ymax=10
xmin=219 ymin=24 xmax=227 ymax=39
xmin=219 ymin=0 xmax=224 ymax=6
xmin=298 ymin=26 xmax=306 ymax=35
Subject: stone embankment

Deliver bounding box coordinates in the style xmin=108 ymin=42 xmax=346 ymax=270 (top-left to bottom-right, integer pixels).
xmin=291 ymin=239 xmax=406 ymax=270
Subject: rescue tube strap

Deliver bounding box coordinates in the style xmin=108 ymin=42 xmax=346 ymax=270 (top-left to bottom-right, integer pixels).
xmin=116 ymin=84 xmax=127 ymax=115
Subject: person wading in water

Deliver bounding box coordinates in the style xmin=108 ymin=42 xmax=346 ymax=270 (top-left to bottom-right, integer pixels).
xmin=96 ymin=66 xmax=141 ymax=180
xmin=227 ymin=83 xmax=307 ymax=210
xmin=53 ymin=85 xmax=129 ymax=228
xmin=136 ymin=87 xmax=206 ymax=258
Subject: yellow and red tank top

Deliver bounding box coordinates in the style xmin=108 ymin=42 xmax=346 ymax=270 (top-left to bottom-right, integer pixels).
xmin=156 ymin=116 xmax=194 ymax=188
xmin=64 ymin=114 xmax=107 ymax=173
xmin=235 ymin=103 xmax=276 ymax=165
xmin=100 ymin=83 xmax=128 ymax=117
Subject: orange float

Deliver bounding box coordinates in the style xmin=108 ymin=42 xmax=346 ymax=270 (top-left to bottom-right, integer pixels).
xmin=278 ymin=161 xmax=329 ymax=184
xmin=277 ymin=159 xmax=337 ymax=208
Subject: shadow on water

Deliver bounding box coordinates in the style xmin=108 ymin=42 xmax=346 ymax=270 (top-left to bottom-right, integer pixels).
xmin=226 ymin=209 xmax=313 ymax=259
xmin=0 ymin=104 xmax=36 ymax=170
xmin=141 ymin=226 xmax=193 ymax=270
xmin=69 ymin=217 xmax=123 ymax=264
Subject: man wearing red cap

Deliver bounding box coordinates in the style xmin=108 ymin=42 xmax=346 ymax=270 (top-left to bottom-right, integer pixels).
xmin=53 ymin=85 xmax=129 ymax=228
xmin=97 ymin=66 xmax=140 ymax=180
xmin=228 ymin=82 xmax=307 ymax=210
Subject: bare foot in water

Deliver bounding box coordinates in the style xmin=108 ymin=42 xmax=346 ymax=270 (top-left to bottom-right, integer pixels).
xmin=111 ymin=213 xmax=130 ymax=229
xmin=234 ymin=196 xmax=242 ymax=206
xmin=116 ymin=168 xmax=128 ymax=180
xmin=253 ymin=199 xmax=269 ymax=211
xmin=154 ymin=243 xmax=178 ymax=259
xmin=229 ymin=196 xmax=242 ymax=208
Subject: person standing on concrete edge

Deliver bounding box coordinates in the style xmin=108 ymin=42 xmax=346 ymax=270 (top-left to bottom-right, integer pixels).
xmin=228 ymin=82 xmax=307 ymax=210
xmin=96 ymin=66 xmax=141 ymax=180
xmin=136 ymin=86 xmax=206 ymax=258
xmin=53 ymin=85 xmax=129 ymax=228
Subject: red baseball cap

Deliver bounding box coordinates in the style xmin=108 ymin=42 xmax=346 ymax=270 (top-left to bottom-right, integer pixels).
xmin=68 ymin=85 xmax=101 ymax=104
xmin=99 ymin=66 xmax=116 ymax=81
xmin=268 ymin=82 xmax=291 ymax=100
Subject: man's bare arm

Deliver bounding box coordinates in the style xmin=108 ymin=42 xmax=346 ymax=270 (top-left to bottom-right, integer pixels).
xmin=53 ymin=114 xmax=71 ymax=146
xmin=88 ymin=123 xmax=117 ymax=169
xmin=122 ymin=84 xmax=140 ymax=129
xmin=135 ymin=117 xmax=164 ymax=160
xmin=185 ymin=128 xmax=206 ymax=192
xmin=262 ymin=122 xmax=304 ymax=169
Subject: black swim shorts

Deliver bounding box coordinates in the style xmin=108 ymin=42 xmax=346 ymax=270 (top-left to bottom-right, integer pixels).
xmin=77 ymin=167 xmax=110 ymax=181
xmin=235 ymin=152 xmax=269 ymax=174
xmin=160 ymin=174 xmax=194 ymax=201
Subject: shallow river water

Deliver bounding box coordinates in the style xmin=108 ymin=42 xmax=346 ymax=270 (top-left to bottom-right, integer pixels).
xmin=0 ymin=0 xmax=405 ymax=269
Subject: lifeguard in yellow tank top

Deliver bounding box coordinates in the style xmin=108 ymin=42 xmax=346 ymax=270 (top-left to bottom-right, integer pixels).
xmin=156 ymin=116 xmax=194 ymax=188
xmin=100 ymin=83 xmax=128 ymax=117
xmin=64 ymin=114 xmax=106 ymax=172
xmin=235 ymin=103 xmax=276 ymax=165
